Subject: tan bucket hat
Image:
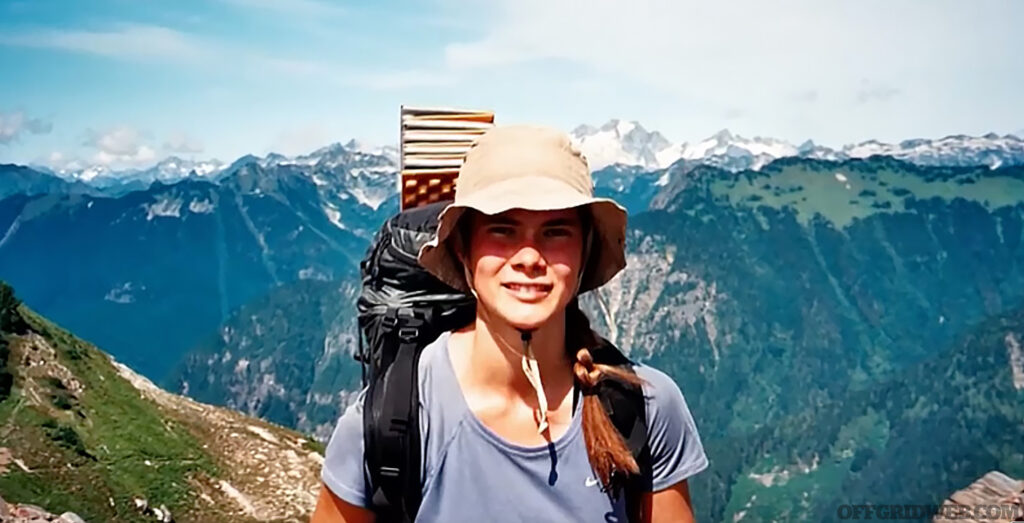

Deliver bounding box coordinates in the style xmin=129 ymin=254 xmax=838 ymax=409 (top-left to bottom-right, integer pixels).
xmin=417 ymin=124 xmax=628 ymax=294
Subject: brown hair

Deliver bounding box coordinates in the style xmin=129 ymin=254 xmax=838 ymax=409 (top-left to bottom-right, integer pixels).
xmin=565 ymin=298 xmax=645 ymax=490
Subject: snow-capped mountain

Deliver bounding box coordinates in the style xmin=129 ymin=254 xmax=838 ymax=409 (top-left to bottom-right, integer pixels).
xmin=679 ymin=129 xmax=799 ymax=171
xmin=50 ymin=157 xmax=225 ymax=189
xmin=45 ymin=163 xmax=112 ymax=183
xmin=571 ymin=120 xmax=675 ymax=170
xmin=134 ymin=156 xmax=225 ymax=183
xmin=45 ymin=140 xmax=401 ymax=194
xmin=573 ymin=122 xmax=803 ymax=171
xmin=37 ymin=125 xmax=1024 ymax=197
xmin=265 ymin=140 xmax=398 ymax=169
xmin=574 ymin=120 xmax=1024 ymax=172
xmin=841 ymin=133 xmax=1024 ymax=168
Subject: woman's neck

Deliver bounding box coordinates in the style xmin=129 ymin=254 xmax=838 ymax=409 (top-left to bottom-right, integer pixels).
xmin=455 ymin=310 xmax=575 ymax=404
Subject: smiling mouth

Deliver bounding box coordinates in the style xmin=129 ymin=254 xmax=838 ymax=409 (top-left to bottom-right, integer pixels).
xmin=501 ymin=282 xmax=554 ymax=299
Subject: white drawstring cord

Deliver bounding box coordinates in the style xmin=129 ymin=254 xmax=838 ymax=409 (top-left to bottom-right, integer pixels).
xmin=519 ymin=330 xmax=549 ymax=434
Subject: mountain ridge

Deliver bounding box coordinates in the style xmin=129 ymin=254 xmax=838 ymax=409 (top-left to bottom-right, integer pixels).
xmin=19 ymin=124 xmax=1024 ymax=192
xmin=571 ymin=121 xmax=1024 ymax=171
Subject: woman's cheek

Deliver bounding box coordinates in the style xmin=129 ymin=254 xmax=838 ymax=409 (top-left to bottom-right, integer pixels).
xmin=472 ymin=255 xmax=507 ymax=285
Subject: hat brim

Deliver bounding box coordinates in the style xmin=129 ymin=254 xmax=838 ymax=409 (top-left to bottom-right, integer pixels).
xmin=417 ymin=175 xmax=627 ymax=294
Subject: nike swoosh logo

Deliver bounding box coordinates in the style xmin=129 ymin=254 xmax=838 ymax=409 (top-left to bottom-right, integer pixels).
xmin=585 ymin=477 xmax=600 ymax=487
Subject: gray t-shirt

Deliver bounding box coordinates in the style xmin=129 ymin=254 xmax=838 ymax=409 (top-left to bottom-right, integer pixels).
xmin=322 ymin=331 xmax=708 ymax=522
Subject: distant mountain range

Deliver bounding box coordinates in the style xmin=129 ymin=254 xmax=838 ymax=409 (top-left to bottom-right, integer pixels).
xmin=11 ymin=121 xmax=1024 ymax=194
xmin=572 ymin=120 xmax=1024 ymax=171
xmin=30 ymin=139 xmax=399 ymax=195
xmin=0 ymin=146 xmax=396 ymax=380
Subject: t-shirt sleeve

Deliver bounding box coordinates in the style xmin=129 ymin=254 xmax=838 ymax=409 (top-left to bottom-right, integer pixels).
xmin=636 ymin=365 xmax=709 ymax=491
xmin=321 ymin=388 xmax=371 ymax=508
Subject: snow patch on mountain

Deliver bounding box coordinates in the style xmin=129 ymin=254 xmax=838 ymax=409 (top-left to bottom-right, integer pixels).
xmin=298 ymin=267 xmax=330 ymax=281
xmin=144 ymin=195 xmax=183 ymax=220
xmin=189 ymin=198 xmax=214 ymax=214
xmin=104 ymin=282 xmax=143 ymax=304
xmin=322 ymin=204 xmax=346 ymax=230
xmin=349 ymin=186 xmax=388 ymax=210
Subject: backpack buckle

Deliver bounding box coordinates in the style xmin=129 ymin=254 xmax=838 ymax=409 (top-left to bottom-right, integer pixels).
xmin=381 ymin=314 xmax=399 ymax=332
xmin=389 ymin=417 xmax=410 ymax=434
xmin=398 ymin=327 xmax=420 ymax=342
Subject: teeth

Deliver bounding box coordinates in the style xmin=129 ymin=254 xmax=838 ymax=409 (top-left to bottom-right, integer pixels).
xmin=506 ymin=283 xmax=549 ymax=292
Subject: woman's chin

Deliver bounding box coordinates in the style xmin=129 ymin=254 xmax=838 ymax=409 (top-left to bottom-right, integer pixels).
xmin=497 ymin=306 xmax=556 ymax=331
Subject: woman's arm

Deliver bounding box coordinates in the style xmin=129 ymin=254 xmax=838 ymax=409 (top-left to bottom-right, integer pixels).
xmin=643 ymin=479 xmax=695 ymax=523
xmin=310 ymin=484 xmax=376 ymax=523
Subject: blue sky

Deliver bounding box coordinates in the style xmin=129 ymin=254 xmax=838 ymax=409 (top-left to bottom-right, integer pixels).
xmin=1 ymin=0 xmax=1023 ymax=169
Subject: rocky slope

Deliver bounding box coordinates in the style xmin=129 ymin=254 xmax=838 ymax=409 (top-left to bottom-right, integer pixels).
xmin=0 ymin=282 xmax=323 ymax=522
xmin=935 ymin=471 xmax=1023 ymax=522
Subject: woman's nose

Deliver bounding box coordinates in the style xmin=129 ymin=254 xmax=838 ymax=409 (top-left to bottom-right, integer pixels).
xmin=511 ymin=244 xmax=546 ymax=273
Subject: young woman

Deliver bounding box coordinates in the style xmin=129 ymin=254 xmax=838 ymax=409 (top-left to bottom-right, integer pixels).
xmin=312 ymin=125 xmax=708 ymax=522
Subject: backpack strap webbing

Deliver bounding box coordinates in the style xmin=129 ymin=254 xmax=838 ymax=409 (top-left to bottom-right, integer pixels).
xmin=590 ymin=338 xmax=652 ymax=523
xmin=364 ymin=307 xmax=429 ymax=522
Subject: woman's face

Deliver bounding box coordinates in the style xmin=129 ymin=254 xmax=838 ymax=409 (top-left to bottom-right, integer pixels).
xmin=463 ymin=207 xmax=584 ymax=330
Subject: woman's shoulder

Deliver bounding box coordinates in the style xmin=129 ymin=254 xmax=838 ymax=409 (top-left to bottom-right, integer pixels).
xmin=630 ymin=362 xmax=709 ymax=488
xmin=632 ymin=363 xmax=689 ymax=404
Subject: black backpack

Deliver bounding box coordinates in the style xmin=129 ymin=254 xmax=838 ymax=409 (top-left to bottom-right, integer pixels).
xmin=354 ymin=201 xmax=652 ymax=522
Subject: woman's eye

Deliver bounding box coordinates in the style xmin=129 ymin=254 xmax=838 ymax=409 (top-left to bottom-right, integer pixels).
xmin=544 ymin=228 xmax=573 ymax=238
xmin=488 ymin=226 xmax=514 ymax=236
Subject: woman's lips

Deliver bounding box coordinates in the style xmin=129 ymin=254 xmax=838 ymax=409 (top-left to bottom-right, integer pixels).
xmin=501 ymin=282 xmax=553 ymax=301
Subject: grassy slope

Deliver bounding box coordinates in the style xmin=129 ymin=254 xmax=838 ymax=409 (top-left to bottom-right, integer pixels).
xmin=0 ymin=306 xmax=221 ymax=521
xmin=0 ymin=284 xmax=323 ymax=522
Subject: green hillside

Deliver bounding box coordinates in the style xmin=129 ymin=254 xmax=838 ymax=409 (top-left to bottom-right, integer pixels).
xmin=0 ymin=281 xmax=324 ymax=522
xmin=698 ymin=304 xmax=1024 ymax=522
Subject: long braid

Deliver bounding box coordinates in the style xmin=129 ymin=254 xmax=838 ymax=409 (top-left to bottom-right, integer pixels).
xmin=566 ymin=298 xmax=645 ymax=490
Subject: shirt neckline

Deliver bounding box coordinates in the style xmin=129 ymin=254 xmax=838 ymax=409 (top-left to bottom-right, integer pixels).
xmin=437 ymin=330 xmax=584 ymax=457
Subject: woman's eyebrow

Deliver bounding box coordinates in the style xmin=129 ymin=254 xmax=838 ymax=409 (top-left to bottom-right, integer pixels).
xmin=543 ymin=218 xmax=580 ymax=227
xmin=484 ymin=216 xmax=519 ymax=226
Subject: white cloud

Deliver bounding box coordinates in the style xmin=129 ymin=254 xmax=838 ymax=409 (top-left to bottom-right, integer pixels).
xmin=855 ymin=85 xmax=901 ymax=104
xmin=1 ymin=23 xmax=448 ymax=92
xmin=0 ymin=111 xmax=52 ymax=144
xmin=439 ymin=0 xmax=1024 ymax=143
xmin=46 ymin=151 xmax=65 ymax=165
xmin=83 ymin=126 xmax=157 ymax=166
xmin=163 ymin=132 xmax=204 ymax=154
xmin=0 ymin=24 xmax=210 ymax=63
xmin=791 ymin=90 xmax=820 ymax=104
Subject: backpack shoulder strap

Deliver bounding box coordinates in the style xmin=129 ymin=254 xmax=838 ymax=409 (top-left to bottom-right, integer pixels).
xmin=591 ymin=338 xmax=652 ymax=523
xmin=363 ymin=307 xmax=428 ymax=522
